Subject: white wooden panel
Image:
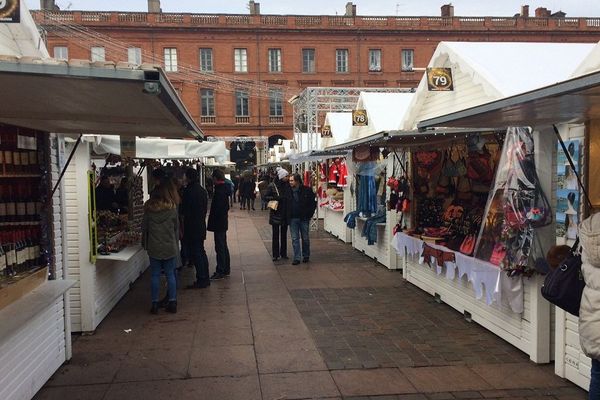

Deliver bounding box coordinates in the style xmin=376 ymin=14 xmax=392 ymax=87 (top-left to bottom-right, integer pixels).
xmin=93 ymin=249 xmax=149 ymax=329
xmin=323 ymin=208 xmax=350 ymax=243
xmin=0 ymin=299 xmax=66 ymax=400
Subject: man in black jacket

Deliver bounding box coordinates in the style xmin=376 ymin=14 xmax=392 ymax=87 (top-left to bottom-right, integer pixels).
xmin=182 ymin=168 xmax=210 ymax=289
xmin=208 ymin=169 xmax=231 ymax=280
xmin=289 ymin=173 xmax=317 ymax=265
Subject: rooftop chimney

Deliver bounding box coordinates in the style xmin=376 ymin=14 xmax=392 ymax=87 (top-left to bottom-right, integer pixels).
xmin=441 ymin=4 xmax=454 ymax=17
xmin=148 ymin=0 xmax=161 ymax=13
xmin=535 ymin=7 xmax=551 ymax=17
xmin=520 ymin=5 xmax=529 ymax=17
xmin=249 ymin=1 xmax=261 ymax=15
xmin=40 ymin=0 xmax=59 ymax=11
xmin=345 ymin=2 xmax=357 ymax=17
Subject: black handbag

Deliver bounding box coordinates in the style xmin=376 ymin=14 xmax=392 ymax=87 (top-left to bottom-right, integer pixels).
xmin=541 ymin=239 xmax=585 ymax=316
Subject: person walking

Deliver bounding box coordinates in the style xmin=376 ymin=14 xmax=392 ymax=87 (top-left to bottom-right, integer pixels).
xmin=181 ymin=168 xmax=210 ymax=289
xmin=578 ymin=213 xmax=600 ymax=399
xmin=258 ymin=176 xmax=270 ymax=211
xmin=265 ymin=167 xmax=291 ymax=261
xmin=289 ymin=173 xmax=317 ymax=265
xmin=208 ymin=169 xmax=231 ymax=280
xmin=142 ymin=183 xmax=180 ymax=314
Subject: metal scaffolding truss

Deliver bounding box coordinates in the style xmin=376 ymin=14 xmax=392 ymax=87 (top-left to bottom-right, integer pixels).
xmin=292 ymin=87 xmax=414 ymax=151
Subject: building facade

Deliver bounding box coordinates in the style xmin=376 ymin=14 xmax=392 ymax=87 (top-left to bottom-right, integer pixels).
xmin=34 ymin=4 xmax=600 ymax=145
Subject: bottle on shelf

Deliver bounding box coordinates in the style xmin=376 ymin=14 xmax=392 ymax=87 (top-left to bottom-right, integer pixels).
xmin=6 ymin=186 xmax=16 ymax=223
xmin=4 ymin=231 xmax=16 ymax=276
xmin=31 ymin=227 xmax=41 ymax=269
xmin=14 ymin=230 xmax=24 ymax=274
xmin=4 ymin=135 xmax=13 ymax=176
xmin=15 ymin=183 xmax=26 ymax=223
xmin=0 ymin=185 xmax=7 ymax=224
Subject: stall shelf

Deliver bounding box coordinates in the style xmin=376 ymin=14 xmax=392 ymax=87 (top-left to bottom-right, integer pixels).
xmin=418 ymin=67 xmax=600 ymax=391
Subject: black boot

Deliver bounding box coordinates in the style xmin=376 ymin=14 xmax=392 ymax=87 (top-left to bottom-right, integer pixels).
xmin=150 ymin=302 xmax=159 ymax=314
xmin=158 ymin=294 xmax=169 ymax=308
xmin=166 ymin=301 xmax=177 ymax=314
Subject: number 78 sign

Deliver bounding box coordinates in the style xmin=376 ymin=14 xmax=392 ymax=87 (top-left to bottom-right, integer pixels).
xmin=427 ymin=68 xmax=454 ymax=91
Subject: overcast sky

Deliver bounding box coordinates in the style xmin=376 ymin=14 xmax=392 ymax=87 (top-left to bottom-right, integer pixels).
xmin=24 ymin=0 xmax=600 ymax=17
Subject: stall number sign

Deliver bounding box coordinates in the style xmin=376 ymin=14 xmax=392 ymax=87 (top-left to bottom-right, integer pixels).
xmin=427 ymin=68 xmax=454 ymax=91
xmin=321 ymin=125 xmax=332 ymax=138
xmin=0 ymin=0 xmax=20 ymax=23
xmin=352 ymin=110 xmax=368 ymax=126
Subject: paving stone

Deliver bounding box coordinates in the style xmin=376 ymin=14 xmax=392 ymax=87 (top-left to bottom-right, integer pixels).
xmin=33 ymin=384 xmax=110 ymax=400
xmin=260 ymin=371 xmax=340 ymax=399
xmin=401 ymin=366 xmax=492 ymax=393
xmin=331 ymin=368 xmax=417 ymax=397
xmin=188 ymin=345 xmax=257 ymax=377
xmin=470 ymin=363 xmax=568 ymax=390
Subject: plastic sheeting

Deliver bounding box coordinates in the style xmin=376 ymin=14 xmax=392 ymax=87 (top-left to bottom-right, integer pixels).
xmin=475 ymin=127 xmax=550 ymax=277
xmin=88 ymin=135 xmax=226 ymax=159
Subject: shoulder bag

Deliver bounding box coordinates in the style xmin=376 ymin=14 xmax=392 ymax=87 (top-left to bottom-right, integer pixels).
xmin=541 ymin=239 xmax=585 ymax=316
xmin=267 ymin=183 xmax=280 ymax=211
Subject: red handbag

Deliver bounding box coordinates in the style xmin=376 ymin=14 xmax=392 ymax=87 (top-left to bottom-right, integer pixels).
xmin=459 ymin=235 xmax=476 ymax=255
xmin=489 ymin=243 xmax=507 ymax=266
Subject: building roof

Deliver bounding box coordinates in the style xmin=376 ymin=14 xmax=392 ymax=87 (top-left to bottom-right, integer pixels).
xmin=402 ymin=41 xmax=596 ymax=130
xmin=320 ymin=112 xmax=353 ymax=149
xmin=351 ymin=92 xmax=415 ymax=139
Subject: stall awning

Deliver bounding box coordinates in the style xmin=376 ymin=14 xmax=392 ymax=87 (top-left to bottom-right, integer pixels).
xmin=288 ymin=149 xmax=349 ymax=164
xmin=417 ymin=70 xmax=600 ymax=130
xmin=88 ymin=135 xmax=225 ymax=159
xmin=325 ymin=128 xmax=494 ymax=152
xmin=0 ymin=59 xmax=203 ymax=139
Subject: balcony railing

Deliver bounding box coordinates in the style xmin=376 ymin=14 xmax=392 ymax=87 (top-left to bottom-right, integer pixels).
xmin=269 ymin=116 xmax=284 ymax=124
xmin=200 ymin=116 xmax=216 ymax=124
xmin=235 ymin=116 xmax=250 ymax=124
xmin=32 ymin=11 xmax=600 ymax=32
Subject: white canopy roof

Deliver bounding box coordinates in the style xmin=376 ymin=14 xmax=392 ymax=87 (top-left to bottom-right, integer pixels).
xmin=572 ymin=40 xmax=600 ymax=78
xmin=402 ymin=41 xmax=595 ymax=130
xmin=88 ymin=135 xmax=226 ymax=159
xmin=320 ymin=112 xmax=353 ymax=149
xmin=0 ymin=3 xmax=48 ymax=58
xmin=351 ymin=92 xmax=414 ymax=139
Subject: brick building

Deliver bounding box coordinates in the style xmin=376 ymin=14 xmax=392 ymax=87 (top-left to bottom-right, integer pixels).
xmin=34 ymin=1 xmax=600 ymax=147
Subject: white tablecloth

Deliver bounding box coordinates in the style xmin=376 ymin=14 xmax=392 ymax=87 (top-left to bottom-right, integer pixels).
xmin=391 ymin=232 xmax=524 ymax=313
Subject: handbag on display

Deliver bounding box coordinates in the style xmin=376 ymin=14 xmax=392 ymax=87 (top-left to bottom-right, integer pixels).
xmin=459 ymin=234 xmax=476 ymax=256
xmin=541 ymin=239 xmax=585 ymax=316
xmin=267 ymin=184 xmax=280 ymax=211
xmin=489 ymin=242 xmax=507 ymax=266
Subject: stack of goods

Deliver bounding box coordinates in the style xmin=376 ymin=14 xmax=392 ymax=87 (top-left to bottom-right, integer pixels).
xmin=97 ymin=210 xmax=128 ymax=254
xmin=0 ymin=127 xmax=47 ymax=282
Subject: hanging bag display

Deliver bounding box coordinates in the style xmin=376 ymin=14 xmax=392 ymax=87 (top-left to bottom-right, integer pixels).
xmin=267 ymin=183 xmax=280 ymax=211
xmin=541 ymin=239 xmax=585 ymax=316
xmin=459 ymin=234 xmax=476 ymax=256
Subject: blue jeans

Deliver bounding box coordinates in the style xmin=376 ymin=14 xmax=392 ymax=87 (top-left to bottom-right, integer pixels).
xmin=150 ymin=256 xmax=177 ymax=303
xmin=290 ymin=218 xmax=310 ymax=262
xmin=591 ymin=359 xmax=600 ymax=400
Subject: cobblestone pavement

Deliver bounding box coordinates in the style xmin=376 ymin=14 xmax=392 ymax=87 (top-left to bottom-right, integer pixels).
xmin=34 ymin=209 xmax=588 ymax=400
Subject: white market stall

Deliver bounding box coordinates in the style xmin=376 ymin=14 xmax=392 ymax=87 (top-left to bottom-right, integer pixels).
xmin=389 ymin=41 xmax=597 ymax=364
xmin=0 ymin=4 xmax=202 ymax=398
xmin=320 ymin=112 xmax=353 ymax=243
xmin=346 ymin=92 xmax=414 ymax=269
xmin=65 ymin=136 xmax=220 ymax=333
xmin=417 ymin=65 xmax=600 ymax=391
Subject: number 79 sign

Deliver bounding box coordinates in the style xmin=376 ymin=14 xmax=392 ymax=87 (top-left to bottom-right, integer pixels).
xmin=0 ymin=0 xmax=20 ymax=23
xmin=427 ymin=68 xmax=454 ymax=91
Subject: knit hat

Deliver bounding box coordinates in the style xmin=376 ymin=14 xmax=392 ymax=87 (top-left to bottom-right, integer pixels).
xmin=277 ymin=167 xmax=289 ymax=180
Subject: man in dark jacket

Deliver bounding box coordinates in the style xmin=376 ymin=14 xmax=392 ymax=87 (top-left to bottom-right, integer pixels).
xmin=181 ymin=168 xmax=210 ymax=289
xmin=208 ymin=168 xmax=231 ymax=280
xmin=289 ymin=173 xmax=317 ymax=265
